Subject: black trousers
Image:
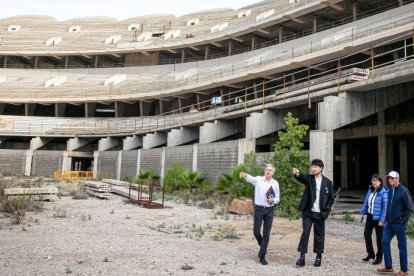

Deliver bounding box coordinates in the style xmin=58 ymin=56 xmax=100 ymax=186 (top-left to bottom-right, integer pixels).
xmin=253 ymin=205 xmax=274 ymax=258
xmin=298 ymin=211 xmax=325 ymax=254
xmin=364 ymin=213 xmax=383 ymax=258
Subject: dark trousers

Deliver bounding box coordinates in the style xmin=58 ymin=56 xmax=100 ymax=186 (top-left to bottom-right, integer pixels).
xmin=364 ymin=213 xmax=383 ymax=258
xmin=253 ymin=205 xmax=274 ymax=258
xmin=383 ymin=222 xmax=408 ymax=272
xmin=298 ymin=211 xmax=325 ymax=254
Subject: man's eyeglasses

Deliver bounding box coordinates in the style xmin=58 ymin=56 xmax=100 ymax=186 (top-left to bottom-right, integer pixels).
xmin=388 ymin=177 xmax=395 ymax=180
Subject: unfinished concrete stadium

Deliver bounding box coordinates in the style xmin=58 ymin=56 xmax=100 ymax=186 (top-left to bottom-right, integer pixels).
xmin=0 ymin=0 xmax=413 ymax=193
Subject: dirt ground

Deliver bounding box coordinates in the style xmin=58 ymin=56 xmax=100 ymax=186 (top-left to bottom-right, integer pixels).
xmin=1 ymin=194 xmax=413 ymax=276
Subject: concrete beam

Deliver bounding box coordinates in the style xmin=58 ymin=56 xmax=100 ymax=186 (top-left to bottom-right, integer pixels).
xmin=98 ymin=137 xmax=121 ymax=151
xmin=319 ymin=86 xmax=414 ymax=131
xmin=67 ymin=137 xmax=96 ymax=151
xmin=246 ymin=109 xmax=282 ymax=139
xmin=30 ymin=137 xmax=53 ymax=150
xmin=143 ymin=132 xmax=167 ymax=149
xmin=123 ymin=135 xmax=142 ymax=150
xmin=167 ymin=127 xmax=199 ymax=147
xmin=199 ymin=119 xmax=243 ymax=144
xmin=310 ymin=130 xmax=333 ymax=181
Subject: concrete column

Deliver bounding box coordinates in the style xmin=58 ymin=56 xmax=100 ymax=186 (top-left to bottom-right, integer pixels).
xmin=24 ymin=150 xmax=33 ymax=176
xmin=355 ymin=148 xmax=360 ymax=188
xmin=399 ymin=0 xmax=403 ymax=6
xmin=34 ymin=56 xmax=38 ymax=69
xmin=55 ymin=103 xmax=66 ymax=117
xmin=251 ymin=35 xmax=256 ymax=50
xmin=115 ymin=101 xmax=125 ymax=117
xmin=123 ymin=135 xmax=142 ymax=150
xmin=199 ymin=119 xmax=243 ymax=144
xmin=204 ymin=45 xmax=209 ymax=60
xmin=167 ymin=127 xmax=199 ymax=147
xmin=116 ymin=151 xmax=123 ymax=180
xmin=30 ymin=137 xmax=52 ymax=150
xmin=98 ymin=137 xmax=121 ymax=151
xmin=25 ymin=103 xmax=35 ymax=116
xmin=3 ymin=56 xmax=7 ymax=68
xmin=341 ymin=143 xmax=348 ymax=190
xmin=192 ymin=143 xmax=198 ymax=172
xmin=64 ymin=56 xmax=69 ymax=69
xmin=313 ymin=16 xmax=317 ymax=33
xmin=278 ymin=27 xmax=283 ymax=43
xmin=85 ymin=102 xmax=96 ymax=118
xmin=181 ymin=49 xmax=186 ymax=63
xmin=143 ymin=132 xmax=167 ymax=149
xmin=139 ymin=101 xmax=151 ymax=116
xmin=196 ymin=94 xmax=200 ymax=110
xmin=378 ymin=111 xmax=387 ymax=178
xmin=136 ymin=149 xmax=141 ymax=175
xmin=352 ymin=1 xmax=359 ymax=21
xmin=159 ymin=99 xmax=163 ymax=115
xmin=228 ymin=41 xmax=233 ymax=56
xmin=310 ymin=130 xmax=333 ymax=181
xmin=160 ymin=147 xmax=166 ymax=186
xmin=62 ymin=152 xmax=72 ymax=172
xmin=237 ymin=138 xmax=256 ymax=165
xmin=400 ymin=140 xmax=408 ymax=184
xmin=94 ymin=55 xmax=99 ymax=68
xmin=93 ymin=151 xmax=99 ymax=178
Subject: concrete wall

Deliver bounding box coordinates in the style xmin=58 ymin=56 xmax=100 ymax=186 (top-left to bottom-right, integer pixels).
xmin=0 ymin=149 xmax=26 ymax=175
xmin=197 ymin=140 xmax=238 ymax=184
xmin=32 ymin=150 xmax=63 ymax=177
xmin=140 ymin=148 xmax=163 ymax=176
xmin=120 ymin=150 xmax=138 ymax=179
xmin=97 ymin=151 xmax=118 ymax=179
xmin=165 ymin=145 xmax=193 ymax=171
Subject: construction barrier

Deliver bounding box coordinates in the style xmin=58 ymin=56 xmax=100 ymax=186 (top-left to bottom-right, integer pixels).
xmin=53 ymin=171 xmax=94 ymax=180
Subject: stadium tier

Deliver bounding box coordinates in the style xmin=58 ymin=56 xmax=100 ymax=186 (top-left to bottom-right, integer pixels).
xmin=0 ymin=0 xmax=413 ymax=189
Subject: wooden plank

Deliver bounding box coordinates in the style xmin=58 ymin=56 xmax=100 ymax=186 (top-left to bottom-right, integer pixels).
xmin=4 ymin=187 xmax=58 ymax=195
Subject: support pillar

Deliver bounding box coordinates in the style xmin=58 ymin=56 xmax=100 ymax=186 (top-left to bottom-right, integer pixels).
xmin=278 ymin=27 xmax=283 ymax=43
xmin=160 ymin=147 xmax=166 ymax=186
xmin=400 ymin=140 xmax=408 ymax=184
xmin=181 ymin=49 xmax=186 ymax=63
xmin=341 ymin=143 xmax=348 ymax=190
xmin=192 ymin=144 xmax=198 ymax=172
xmin=204 ymin=45 xmax=209 ymax=60
xmin=251 ymin=35 xmax=256 ymax=50
xmin=378 ymin=111 xmax=387 ymax=178
xmin=65 ymin=56 xmax=69 ymax=69
xmin=123 ymin=135 xmax=142 ymax=150
xmin=313 ymin=16 xmax=317 ymax=33
xmin=25 ymin=103 xmax=35 ymax=116
xmin=24 ymin=150 xmax=33 ymax=176
xmin=237 ymin=138 xmax=256 ymax=165
xmin=93 ymin=151 xmax=99 ymax=178
xmin=116 ymin=151 xmax=123 ymax=180
xmin=310 ymin=130 xmax=333 ymax=181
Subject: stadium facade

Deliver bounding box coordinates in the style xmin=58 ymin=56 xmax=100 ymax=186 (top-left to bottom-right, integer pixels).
xmin=0 ymin=0 xmax=413 ymax=191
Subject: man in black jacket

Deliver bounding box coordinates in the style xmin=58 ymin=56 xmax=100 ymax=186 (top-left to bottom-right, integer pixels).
xmin=292 ymin=159 xmax=335 ymax=267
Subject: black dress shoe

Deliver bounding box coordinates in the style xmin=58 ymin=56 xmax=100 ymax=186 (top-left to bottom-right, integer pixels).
xmin=373 ymin=257 xmax=382 ymax=265
xmin=260 ymin=257 xmax=268 ymax=265
xmin=313 ymin=258 xmax=321 ymax=267
xmin=296 ymin=258 xmax=305 ymax=267
xmin=362 ymin=255 xmax=375 ymax=262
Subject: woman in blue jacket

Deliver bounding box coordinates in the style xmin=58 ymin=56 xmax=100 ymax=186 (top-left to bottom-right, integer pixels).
xmin=360 ymin=174 xmax=388 ymax=265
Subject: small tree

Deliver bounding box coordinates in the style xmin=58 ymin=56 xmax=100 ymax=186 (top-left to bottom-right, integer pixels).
xmin=271 ymin=112 xmax=310 ymax=219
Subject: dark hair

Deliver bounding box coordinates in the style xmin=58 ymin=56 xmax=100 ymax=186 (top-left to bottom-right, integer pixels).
xmin=370 ymin=174 xmax=384 ymax=191
xmin=311 ymin=159 xmax=324 ymax=168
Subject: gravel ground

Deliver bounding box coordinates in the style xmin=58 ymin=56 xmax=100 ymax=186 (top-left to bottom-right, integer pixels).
xmin=0 ymin=195 xmax=413 ymax=276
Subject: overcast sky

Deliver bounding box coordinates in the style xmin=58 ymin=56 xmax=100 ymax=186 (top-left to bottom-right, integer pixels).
xmin=0 ymin=0 xmax=262 ymax=21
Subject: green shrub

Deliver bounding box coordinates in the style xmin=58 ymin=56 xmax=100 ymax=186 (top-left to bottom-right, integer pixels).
xmin=133 ymin=170 xmax=160 ymax=186
xmin=216 ymin=165 xmax=253 ymax=201
xmin=407 ymin=217 xmax=414 ymax=238
xmin=343 ymin=213 xmax=356 ymax=223
xmin=70 ymin=186 xmax=88 ymax=200
xmin=271 ymin=112 xmax=310 ymax=219
xmin=0 ymin=195 xmax=44 ymax=224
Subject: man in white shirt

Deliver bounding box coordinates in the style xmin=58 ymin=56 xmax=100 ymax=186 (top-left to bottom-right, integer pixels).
xmin=240 ymin=164 xmax=280 ymax=265
xmin=292 ymin=159 xmax=335 ymax=268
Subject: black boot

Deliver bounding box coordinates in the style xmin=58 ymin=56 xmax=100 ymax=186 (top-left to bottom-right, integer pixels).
xmin=260 ymin=256 xmax=268 ymax=265
xmin=362 ymin=255 xmax=375 ymax=262
xmin=296 ymin=253 xmax=305 ymax=267
xmin=314 ymin=253 xmax=322 ymax=267
xmin=373 ymin=256 xmax=382 ymax=265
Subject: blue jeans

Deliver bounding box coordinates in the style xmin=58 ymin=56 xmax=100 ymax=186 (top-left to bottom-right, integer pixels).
xmin=382 ymin=222 xmax=408 ymax=272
